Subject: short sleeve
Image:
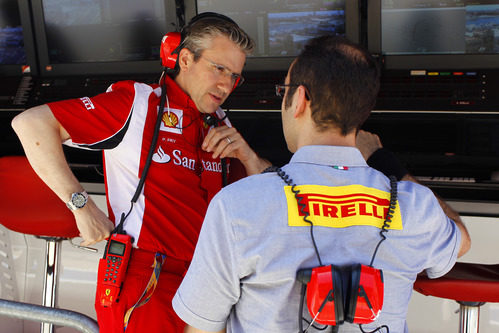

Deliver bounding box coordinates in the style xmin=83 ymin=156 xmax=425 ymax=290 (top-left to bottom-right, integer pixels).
xmin=424 ymin=213 xmax=461 ymax=278
xmin=409 ymin=185 xmax=462 ymax=278
xmin=172 ymin=193 xmax=240 ymax=331
xmin=48 ymin=80 xmax=137 ymax=148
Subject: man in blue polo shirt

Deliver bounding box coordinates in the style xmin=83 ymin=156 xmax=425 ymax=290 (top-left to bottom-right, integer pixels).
xmin=172 ymin=35 xmax=471 ymax=333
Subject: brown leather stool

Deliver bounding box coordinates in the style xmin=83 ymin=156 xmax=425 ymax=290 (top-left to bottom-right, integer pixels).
xmin=414 ymin=262 xmax=499 ymax=333
xmin=0 ymin=156 xmax=80 ymax=333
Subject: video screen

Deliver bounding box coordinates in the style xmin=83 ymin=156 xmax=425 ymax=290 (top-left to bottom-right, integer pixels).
xmin=382 ymin=0 xmax=499 ymax=55
xmin=197 ymin=0 xmax=346 ymax=57
xmin=41 ymin=0 xmax=169 ymax=63
xmin=0 ymin=0 xmax=26 ymax=65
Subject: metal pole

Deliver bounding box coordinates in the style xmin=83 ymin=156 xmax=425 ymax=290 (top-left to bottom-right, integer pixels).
xmin=0 ymin=299 xmax=99 ymax=333
xmin=41 ymin=239 xmax=60 ymax=333
xmin=459 ymin=303 xmax=481 ymax=333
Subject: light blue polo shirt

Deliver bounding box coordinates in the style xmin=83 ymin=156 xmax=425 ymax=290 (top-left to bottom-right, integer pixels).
xmin=173 ymin=145 xmax=461 ymax=333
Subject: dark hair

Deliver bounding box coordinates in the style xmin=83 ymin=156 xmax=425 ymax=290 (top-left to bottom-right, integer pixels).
xmin=285 ymin=35 xmax=380 ymax=135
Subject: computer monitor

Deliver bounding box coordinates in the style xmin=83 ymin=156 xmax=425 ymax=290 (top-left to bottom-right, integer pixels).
xmin=185 ymin=0 xmax=360 ymax=71
xmin=368 ymin=0 xmax=499 ymax=70
xmin=31 ymin=0 xmax=179 ymax=76
xmin=0 ymin=0 xmax=37 ymax=75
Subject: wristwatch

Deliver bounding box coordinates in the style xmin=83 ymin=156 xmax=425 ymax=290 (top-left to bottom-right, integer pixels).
xmin=66 ymin=191 xmax=89 ymax=211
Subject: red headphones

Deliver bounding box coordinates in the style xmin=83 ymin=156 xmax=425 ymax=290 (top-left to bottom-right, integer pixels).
xmin=269 ymin=168 xmax=397 ymax=332
xmin=160 ymin=12 xmax=238 ymax=70
xmin=268 ymin=168 xmax=397 ymax=331
xmin=160 ymin=32 xmax=182 ymax=69
xmin=297 ymin=264 xmax=384 ymax=327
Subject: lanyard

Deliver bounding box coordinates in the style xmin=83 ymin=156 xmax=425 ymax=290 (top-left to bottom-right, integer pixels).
xmin=114 ymin=78 xmax=168 ymax=234
xmin=123 ymin=253 xmax=167 ymax=331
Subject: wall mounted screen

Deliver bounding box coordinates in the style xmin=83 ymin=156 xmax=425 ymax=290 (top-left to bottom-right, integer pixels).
xmin=197 ymin=0 xmax=347 ymax=58
xmin=0 ymin=0 xmax=27 ymax=65
xmin=382 ymin=0 xmax=499 ymax=56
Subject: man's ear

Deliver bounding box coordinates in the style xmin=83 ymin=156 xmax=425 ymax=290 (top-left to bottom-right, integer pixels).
xmin=178 ymin=48 xmax=194 ymax=71
xmin=293 ymin=85 xmax=309 ymax=119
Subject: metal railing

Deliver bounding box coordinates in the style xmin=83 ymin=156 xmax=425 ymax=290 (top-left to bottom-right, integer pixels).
xmin=0 ymin=299 xmax=99 ymax=333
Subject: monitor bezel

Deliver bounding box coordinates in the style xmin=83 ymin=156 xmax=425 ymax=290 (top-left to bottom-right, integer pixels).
xmin=184 ymin=0 xmax=360 ymax=72
xmin=30 ymin=0 xmax=179 ymax=77
xmin=0 ymin=0 xmax=38 ymax=76
xmin=367 ymin=0 xmax=499 ymax=70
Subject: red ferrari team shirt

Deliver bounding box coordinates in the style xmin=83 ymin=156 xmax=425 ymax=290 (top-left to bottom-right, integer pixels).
xmin=49 ymin=75 xmax=228 ymax=261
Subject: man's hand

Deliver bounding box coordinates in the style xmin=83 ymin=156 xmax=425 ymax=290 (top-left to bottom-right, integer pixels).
xmin=202 ymin=125 xmax=271 ymax=175
xmin=73 ymin=198 xmax=115 ymax=246
xmin=356 ymin=130 xmax=383 ymax=160
xmin=356 ymin=130 xmax=470 ymax=257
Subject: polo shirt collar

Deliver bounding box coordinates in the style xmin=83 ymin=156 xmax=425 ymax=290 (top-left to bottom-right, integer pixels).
xmin=155 ymin=74 xmax=199 ymax=112
xmin=290 ymin=145 xmax=368 ymax=168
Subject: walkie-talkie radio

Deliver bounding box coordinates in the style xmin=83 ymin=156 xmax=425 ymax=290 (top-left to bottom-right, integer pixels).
xmin=96 ymin=233 xmax=133 ymax=307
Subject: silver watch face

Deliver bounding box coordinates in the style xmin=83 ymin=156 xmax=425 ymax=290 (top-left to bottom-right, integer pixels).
xmin=72 ymin=192 xmax=87 ymax=208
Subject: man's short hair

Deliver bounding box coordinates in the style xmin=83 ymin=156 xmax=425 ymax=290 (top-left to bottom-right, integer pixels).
xmin=182 ymin=15 xmax=254 ymax=60
xmin=285 ymin=35 xmax=380 ymax=135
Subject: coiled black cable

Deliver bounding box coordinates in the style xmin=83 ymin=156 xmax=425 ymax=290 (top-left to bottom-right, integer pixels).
xmin=369 ymin=176 xmax=398 ymax=267
xmin=272 ymin=166 xmax=323 ymax=266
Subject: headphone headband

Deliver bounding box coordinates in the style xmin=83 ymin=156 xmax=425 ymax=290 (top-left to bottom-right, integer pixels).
xmin=186 ymin=12 xmax=237 ymax=29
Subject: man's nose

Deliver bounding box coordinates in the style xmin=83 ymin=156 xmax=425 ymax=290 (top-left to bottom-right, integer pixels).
xmin=217 ymin=74 xmax=234 ymax=94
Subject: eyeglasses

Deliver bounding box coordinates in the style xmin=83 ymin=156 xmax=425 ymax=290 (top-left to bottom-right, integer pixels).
xmin=275 ymin=84 xmax=311 ymax=100
xmin=200 ymin=56 xmax=244 ymax=88
xmin=275 ymin=84 xmax=299 ymax=98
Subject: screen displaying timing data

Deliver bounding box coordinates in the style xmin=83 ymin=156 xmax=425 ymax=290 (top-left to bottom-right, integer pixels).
xmin=0 ymin=0 xmax=26 ymax=65
xmin=381 ymin=0 xmax=499 ymax=55
xmin=41 ymin=0 xmax=169 ymax=64
xmin=197 ymin=0 xmax=346 ymax=57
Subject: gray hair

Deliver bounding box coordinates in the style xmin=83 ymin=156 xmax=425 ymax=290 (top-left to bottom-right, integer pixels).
xmin=182 ymin=17 xmax=254 ymax=60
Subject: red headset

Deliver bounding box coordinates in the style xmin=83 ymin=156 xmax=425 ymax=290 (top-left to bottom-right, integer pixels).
xmin=160 ymin=12 xmax=238 ymax=70
xmin=294 ymin=176 xmax=397 ymax=331
xmin=266 ymin=168 xmax=397 ymax=331
xmin=297 ymin=264 xmax=384 ymax=326
xmin=160 ymin=32 xmax=181 ymax=69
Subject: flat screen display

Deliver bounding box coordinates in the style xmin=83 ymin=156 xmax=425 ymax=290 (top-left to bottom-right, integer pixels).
xmin=381 ymin=0 xmax=499 ymax=55
xmin=41 ymin=0 xmax=169 ymax=64
xmin=197 ymin=0 xmax=347 ymax=58
xmin=0 ymin=0 xmax=26 ymax=65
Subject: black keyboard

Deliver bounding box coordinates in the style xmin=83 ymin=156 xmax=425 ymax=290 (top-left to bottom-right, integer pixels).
xmin=415 ymin=175 xmax=499 ymax=202
xmin=0 ymin=76 xmax=34 ymax=110
xmin=416 ymin=176 xmax=477 ymax=183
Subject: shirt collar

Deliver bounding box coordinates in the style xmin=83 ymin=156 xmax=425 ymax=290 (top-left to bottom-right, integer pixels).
xmin=154 ymin=74 xmax=199 ymax=111
xmin=289 ymin=145 xmax=368 ymax=168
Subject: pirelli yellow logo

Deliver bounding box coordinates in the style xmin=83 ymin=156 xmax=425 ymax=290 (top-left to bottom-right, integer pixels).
xmin=285 ymin=184 xmax=402 ymax=229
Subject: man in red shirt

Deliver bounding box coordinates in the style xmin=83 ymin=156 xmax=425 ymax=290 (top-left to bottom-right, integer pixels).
xmin=12 ymin=13 xmax=270 ymax=332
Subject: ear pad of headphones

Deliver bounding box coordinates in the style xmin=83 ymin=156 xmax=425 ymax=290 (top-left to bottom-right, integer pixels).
xmin=305 ymin=265 xmax=345 ymax=326
xmin=345 ymin=264 xmax=384 ymax=324
xmin=160 ymin=32 xmax=181 ymax=69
